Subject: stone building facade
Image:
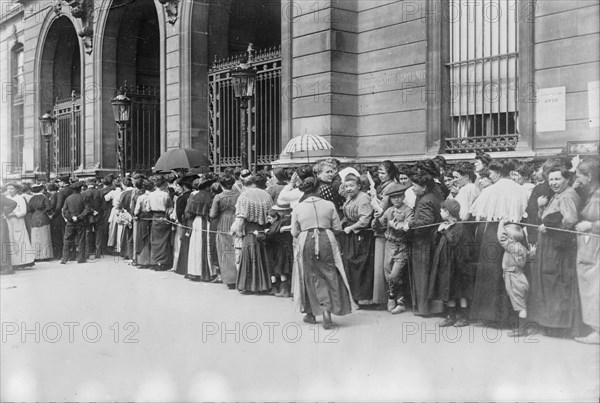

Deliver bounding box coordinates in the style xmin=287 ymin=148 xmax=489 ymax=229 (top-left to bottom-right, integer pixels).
xmin=0 ymin=0 xmax=598 ymax=179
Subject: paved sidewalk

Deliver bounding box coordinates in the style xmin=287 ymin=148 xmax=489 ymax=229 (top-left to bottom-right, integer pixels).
xmin=1 ymin=257 xmax=599 ymax=401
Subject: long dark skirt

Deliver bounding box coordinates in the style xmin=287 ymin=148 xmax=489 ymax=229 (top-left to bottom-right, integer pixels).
xmin=236 ymin=222 xmax=272 ymax=292
xmin=119 ymin=225 xmax=133 ymax=260
xmin=339 ymin=230 xmax=374 ymax=302
xmin=410 ymin=235 xmax=444 ymax=316
xmin=136 ymin=214 xmax=152 ymax=266
xmin=302 ymin=230 xmax=352 ymax=316
xmin=528 ymin=231 xmax=585 ymax=336
xmin=267 ymin=242 xmax=294 ymax=276
xmin=50 ymin=215 xmax=65 ymax=259
xmin=150 ymin=213 xmax=172 ymax=268
xmin=469 ymin=222 xmax=512 ymax=323
xmin=175 ymin=229 xmax=190 ymax=275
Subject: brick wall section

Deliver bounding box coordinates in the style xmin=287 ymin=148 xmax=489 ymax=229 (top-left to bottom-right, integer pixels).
xmin=533 ymin=0 xmax=600 ymax=151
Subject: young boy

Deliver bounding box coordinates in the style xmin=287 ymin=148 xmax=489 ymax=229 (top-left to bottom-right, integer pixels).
xmin=372 ymin=182 xmax=413 ymax=314
xmin=497 ymin=219 xmax=535 ymax=336
xmin=430 ymin=199 xmax=475 ymax=327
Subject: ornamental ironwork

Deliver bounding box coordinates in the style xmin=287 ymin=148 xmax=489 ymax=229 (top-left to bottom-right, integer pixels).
xmin=444 ymin=135 xmax=520 ymax=153
xmin=208 ymin=45 xmax=281 ymax=171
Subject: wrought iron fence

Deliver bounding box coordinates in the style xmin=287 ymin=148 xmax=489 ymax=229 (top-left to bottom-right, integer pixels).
xmin=208 ymin=46 xmax=281 ymax=170
xmin=121 ymin=84 xmax=161 ymax=172
xmin=53 ymin=93 xmax=81 ymax=173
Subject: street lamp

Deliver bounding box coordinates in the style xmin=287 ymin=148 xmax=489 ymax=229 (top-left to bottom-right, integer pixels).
xmin=230 ymin=44 xmax=257 ymax=170
xmin=110 ymin=89 xmax=132 ymax=177
xmin=39 ymin=111 xmax=56 ymax=182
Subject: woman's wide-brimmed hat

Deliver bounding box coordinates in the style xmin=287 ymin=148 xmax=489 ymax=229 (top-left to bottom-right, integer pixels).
xmin=271 ymin=202 xmax=292 ymax=211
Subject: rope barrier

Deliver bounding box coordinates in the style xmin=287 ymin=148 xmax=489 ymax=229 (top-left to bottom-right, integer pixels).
xmin=135 ymin=216 xmax=599 ymax=238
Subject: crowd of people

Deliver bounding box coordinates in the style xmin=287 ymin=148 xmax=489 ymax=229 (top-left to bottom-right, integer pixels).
xmin=1 ymin=153 xmax=598 ymax=343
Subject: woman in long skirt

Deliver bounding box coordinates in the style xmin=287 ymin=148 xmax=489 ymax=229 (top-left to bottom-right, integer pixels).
xmin=291 ymin=176 xmax=355 ymax=329
xmin=573 ymin=159 xmax=600 ymax=344
xmin=469 ymin=160 xmax=529 ymax=325
xmin=405 ymin=171 xmax=444 ymax=316
xmin=339 ymin=174 xmax=375 ymax=304
xmin=104 ymin=181 xmax=122 ymax=250
xmin=232 ymin=176 xmax=273 ymax=293
xmin=210 ymin=174 xmax=240 ymax=288
xmin=134 ymin=180 xmax=153 ymax=268
xmin=186 ymin=177 xmax=215 ymax=282
xmin=173 ymin=176 xmax=194 ymax=275
xmin=28 ymin=184 xmax=53 ymax=261
xmin=528 ymin=166 xmax=583 ymax=337
xmin=4 ymin=183 xmax=35 ymax=268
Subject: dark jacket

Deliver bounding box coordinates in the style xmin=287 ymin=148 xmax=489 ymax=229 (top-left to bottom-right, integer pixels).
xmin=54 ymin=187 xmax=74 ymax=217
xmin=82 ymin=187 xmax=105 ymax=216
xmin=62 ymin=193 xmax=90 ymax=224
xmin=409 ymin=188 xmax=443 ymax=240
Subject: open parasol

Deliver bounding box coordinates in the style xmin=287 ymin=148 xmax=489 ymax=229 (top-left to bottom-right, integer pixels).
xmin=153 ymin=148 xmax=204 ymax=172
xmin=283 ymin=134 xmax=333 ymax=162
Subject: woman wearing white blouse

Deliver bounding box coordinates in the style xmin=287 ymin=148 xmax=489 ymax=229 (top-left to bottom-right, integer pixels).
xmin=4 ymin=183 xmax=35 ymax=267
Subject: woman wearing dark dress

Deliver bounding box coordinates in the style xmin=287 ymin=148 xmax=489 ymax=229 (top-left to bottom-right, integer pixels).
xmin=573 ymin=159 xmax=600 ymax=344
xmin=404 ymin=172 xmax=444 ymax=316
xmin=525 ymin=158 xmax=563 ymax=245
xmin=173 ymin=175 xmax=195 ymax=275
xmin=339 ymin=174 xmax=375 ymax=304
xmin=185 ymin=176 xmax=215 ymax=282
xmin=528 ymin=166 xmax=584 ymax=337
xmin=209 ymin=174 xmax=240 ymax=288
xmin=291 ymin=176 xmax=355 ymax=329
xmin=232 ymin=174 xmax=274 ymax=293
xmin=28 ymin=184 xmax=53 ymax=261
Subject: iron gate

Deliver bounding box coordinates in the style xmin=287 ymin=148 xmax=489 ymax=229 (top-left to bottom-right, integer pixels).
xmin=122 ymin=84 xmax=161 ymax=172
xmin=208 ymin=46 xmax=281 ymax=171
xmin=53 ymin=92 xmax=81 ymax=174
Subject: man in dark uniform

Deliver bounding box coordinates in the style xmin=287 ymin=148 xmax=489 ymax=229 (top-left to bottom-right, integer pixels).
xmin=61 ymin=181 xmax=90 ymax=264
xmin=82 ymin=177 xmax=104 ymax=259
xmin=1 ymin=194 xmax=18 ymax=275
xmin=50 ymin=175 xmax=73 ymax=260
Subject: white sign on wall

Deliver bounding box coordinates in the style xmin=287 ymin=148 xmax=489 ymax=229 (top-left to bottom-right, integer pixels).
xmin=536 ymin=87 xmax=566 ymax=132
xmin=588 ymin=81 xmax=599 ymax=128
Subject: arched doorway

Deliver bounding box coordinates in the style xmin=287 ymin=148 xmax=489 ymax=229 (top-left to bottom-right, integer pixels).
xmin=102 ymin=0 xmax=161 ymax=173
xmin=207 ymin=0 xmax=281 ymax=170
xmin=40 ymin=16 xmax=81 ymax=174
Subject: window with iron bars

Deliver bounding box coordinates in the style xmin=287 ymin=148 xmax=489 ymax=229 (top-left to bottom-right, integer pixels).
xmin=446 ymin=0 xmax=519 ymax=153
xmin=11 ymin=43 xmax=24 ymax=167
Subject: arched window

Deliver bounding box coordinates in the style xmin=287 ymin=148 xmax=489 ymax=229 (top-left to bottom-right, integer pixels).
xmin=11 ymin=43 xmax=24 ymax=167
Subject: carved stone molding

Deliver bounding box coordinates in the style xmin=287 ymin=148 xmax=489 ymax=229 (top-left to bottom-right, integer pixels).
xmin=158 ymin=0 xmax=179 ymax=25
xmin=53 ymin=0 xmax=94 ymax=54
